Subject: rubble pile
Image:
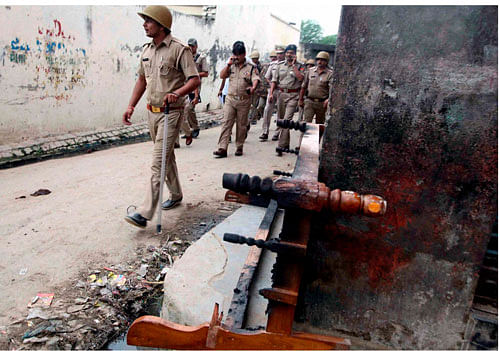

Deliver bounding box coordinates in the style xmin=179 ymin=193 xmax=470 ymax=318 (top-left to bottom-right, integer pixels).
xmin=2 ymin=240 xmax=191 ymax=350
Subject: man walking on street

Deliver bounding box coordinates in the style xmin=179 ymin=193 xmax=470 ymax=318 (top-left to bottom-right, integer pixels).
xmin=181 ymin=38 xmax=209 ymax=140
xmin=298 ymin=51 xmax=332 ymax=126
xmin=213 ymin=41 xmax=260 ymax=158
xmin=259 ymin=48 xmax=283 ymax=141
xmin=269 ymin=44 xmax=304 ymax=155
xmin=248 ymin=50 xmax=267 ymax=127
xmin=122 ymin=5 xmax=199 ymax=228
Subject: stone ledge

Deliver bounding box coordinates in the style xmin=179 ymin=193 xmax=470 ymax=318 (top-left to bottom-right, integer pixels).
xmin=0 ymin=109 xmax=223 ymax=169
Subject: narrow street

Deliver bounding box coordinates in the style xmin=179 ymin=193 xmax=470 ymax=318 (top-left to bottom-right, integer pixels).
xmin=0 ymin=121 xmax=295 ymax=347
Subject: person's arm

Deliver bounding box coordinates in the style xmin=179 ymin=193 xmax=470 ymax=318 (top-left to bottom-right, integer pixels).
xmin=164 ymin=75 xmax=200 ymax=105
xmin=299 ymin=87 xmax=306 ymax=107
xmin=218 ymin=78 xmax=226 ymax=97
xmin=220 ymin=59 xmax=234 ymax=79
xmin=292 ymin=57 xmax=304 ymax=81
xmin=122 ymin=74 xmax=146 ymax=125
xmin=268 ymin=81 xmax=276 ymax=103
xmin=249 ymin=65 xmax=260 ymax=94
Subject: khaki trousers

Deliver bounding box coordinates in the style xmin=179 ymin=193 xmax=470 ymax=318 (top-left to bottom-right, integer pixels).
xmin=248 ymin=95 xmax=266 ymax=125
xmin=298 ymin=99 xmax=327 ymax=147
xmin=217 ymin=95 xmax=251 ymax=150
xmin=277 ymin=92 xmax=299 ymax=149
xmin=261 ymin=89 xmax=279 ymax=135
xmin=303 ymin=98 xmax=326 ymax=124
xmin=138 ymin=109 xmax=183 ymax=220
xmin=185 ymin=101 xmax=199 ymax=130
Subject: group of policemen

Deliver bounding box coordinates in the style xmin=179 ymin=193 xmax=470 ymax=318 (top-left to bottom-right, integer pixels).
xmin=122 ymin=5 xmax=332 ymax=229
xmin=213 ymin=42 xmax=332 ymax=158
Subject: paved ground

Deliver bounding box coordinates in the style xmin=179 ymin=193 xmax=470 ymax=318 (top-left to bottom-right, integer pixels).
xmin=0 ymin=116 xmax=298 ymax=343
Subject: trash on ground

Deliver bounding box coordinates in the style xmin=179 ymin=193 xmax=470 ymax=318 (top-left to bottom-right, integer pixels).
xmin=30 ymin=189 xmax=51 ymax=196
xmin=28 ymin=293 xmax=54 ymax=308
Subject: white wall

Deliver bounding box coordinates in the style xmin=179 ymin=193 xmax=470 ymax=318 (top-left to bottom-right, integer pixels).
xmin=0 ymin=5 xmax=300 ymax=144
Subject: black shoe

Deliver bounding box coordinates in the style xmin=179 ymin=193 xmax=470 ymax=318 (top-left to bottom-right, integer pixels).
xmin=192 ymin=129 xmax=200 ymax=138
xmin=259 ymin=133 xmax=268 ymax=141
xmin=174 ymin=143 xmax=180 ymax=149
xmin=235 ymin=148 xmax=243 ymax=156
xmin=271 ymin=135 xmax=279 ymax=141
xmin=162 ymin=197 xmax=182 ymax=210
xmin=213 ymin=149 xmax=227 ymax=158
xmin=125 ymin=212 xmax=147 ymax=228
xmin=181 ymin=135 xmax=187 ymax=139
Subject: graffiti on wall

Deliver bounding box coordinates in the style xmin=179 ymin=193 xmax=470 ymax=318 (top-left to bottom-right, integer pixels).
xmin=8 ymin=19 xmax=89 ymax=102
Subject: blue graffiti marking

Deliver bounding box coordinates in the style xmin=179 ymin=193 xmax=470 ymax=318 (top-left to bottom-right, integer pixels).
xmin=11 ymin=38 xmax=19 ymax=50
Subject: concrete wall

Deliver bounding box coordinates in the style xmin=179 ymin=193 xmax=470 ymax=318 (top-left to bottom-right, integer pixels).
xmin=299 ymin=6 xmax=497 ymax=349
xmin=0 ymin=5 xmax=300 ymax=145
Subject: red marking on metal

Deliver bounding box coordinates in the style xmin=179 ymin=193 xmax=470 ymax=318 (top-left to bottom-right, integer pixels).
xmin=329 ymin=231 xmax=411 ymax=289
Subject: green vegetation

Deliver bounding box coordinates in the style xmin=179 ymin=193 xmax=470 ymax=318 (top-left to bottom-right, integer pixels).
xmin=300 ymin=19 xmax=337 ymax=45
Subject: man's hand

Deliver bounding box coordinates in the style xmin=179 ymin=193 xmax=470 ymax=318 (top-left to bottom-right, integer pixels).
xmin=163 ymin=92 xmax=179 ymax=105
xmin=192 ymin=95 xmax=200 ymax=106
xmin=291 ymin=56 xmax=296 ymax=65
xmin=249 ymin=87 xmax=256 ymax=95
xmin=122 ymin=106 xmax=134 ymax=125
xmin=323 ymin=99 xmax=328 ymax=109
xmin=298 ymin=98 xmax=304 ymax=107
xmin=268 ymin=94 xmax=274 ymax=103
xmin=217 ymin=90 xmax=223 ymax=97
xmin=228 ymin=56 xmax=236 ymax=66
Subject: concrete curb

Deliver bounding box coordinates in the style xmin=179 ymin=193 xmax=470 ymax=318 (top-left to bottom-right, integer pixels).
xmin=0 ymin=109 xmax=223 ymax=169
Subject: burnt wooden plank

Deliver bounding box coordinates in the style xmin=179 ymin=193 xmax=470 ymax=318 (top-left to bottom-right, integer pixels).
xmin=224 ymin=199 xmax=279 ymax=330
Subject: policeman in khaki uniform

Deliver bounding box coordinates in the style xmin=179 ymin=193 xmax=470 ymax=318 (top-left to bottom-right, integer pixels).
xmin=122 ymin=5 xmax=200 ymax=228
xmin=297 ymin=59 xmax=316 ymax=122
xmin=213 ymin=41 xmax=260 ymax=158
xmin=180 ymin=38 xmax=209 ymax=141
xmin=259 ymin=48 xmax=284 ymax=141
xmin=269 ymin=44 xmax=304 ymax=155
xmin=247 ymin=50 xmax=267 ymax=127
xmin=298 ymin=51 xmax=333 ymax=147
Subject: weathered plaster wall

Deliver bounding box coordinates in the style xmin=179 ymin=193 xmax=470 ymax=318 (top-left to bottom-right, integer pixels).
xmin=0 ymin=5 xmax=300 ymax=144
xmin=299 ymin=6 xmax=497 ymax=349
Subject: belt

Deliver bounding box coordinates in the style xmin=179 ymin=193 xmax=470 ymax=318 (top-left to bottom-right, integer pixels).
xmin=227 ymin=94 xmax=250 ymax=100
xmin=147 ymin=104 xmax=183 ymax=113
xmin=307 ymin=97 xmax=328 ymax=102
xmin=279 ymin=88 xmax=299 ymax=93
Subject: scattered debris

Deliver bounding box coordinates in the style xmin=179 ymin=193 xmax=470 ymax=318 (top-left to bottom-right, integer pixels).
xmin=1 ymin=210 xmax=231 ymax=350
xmin=15 ymin=195 xmax=26 ymax=199
xmin=19 ymin=268 xmax=28 ymax=275
xmin=28 ymin=293 xmax=54 ymax=308
xmin=30 ymin=189 xmax=51 ymax=197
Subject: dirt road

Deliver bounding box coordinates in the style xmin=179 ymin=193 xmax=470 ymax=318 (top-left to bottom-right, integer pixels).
xmin=0 ymin=121 xmax=295 ymax=343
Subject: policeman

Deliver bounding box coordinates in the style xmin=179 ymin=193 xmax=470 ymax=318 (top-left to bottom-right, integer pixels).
xmin=122 ymin=5 xmax=200 ymax=228
xmin=297 ymin=59 xmax=316 ymax=122
xmin=269 ymin=44 xmax=304 ymax=155
xmin=213 ymin=41 xmax=260 ymax=158
xmin=247 ymin=50 xmax=267 ymax=127
xmin=180 ymin=38 xmax=209 ymax=140
xmin=259 ymin=48 xmax=284 ymax=141
xmin=299 ymin=51 xmax=333 ymax=125
xmin=305 ymin=58 xmax=316 ymax=70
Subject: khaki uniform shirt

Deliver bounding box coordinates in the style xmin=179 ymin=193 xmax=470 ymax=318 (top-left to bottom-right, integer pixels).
xmin=138 ymin=34 xmax=199 ymax=108
xmin=302 ymin=66 xmax=333 ymax=99
xmin=194 ymin=53 xmax=209 ymax=89
xmin=255 ymin=61 xmax=268 ymax=96
xmin=265 ymin=60 xmax=280 ymax=83
xmin=272 ymin=60 xmax=305 ymax=90
xmin=227 ymin=61 xmax=260 ymax=96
